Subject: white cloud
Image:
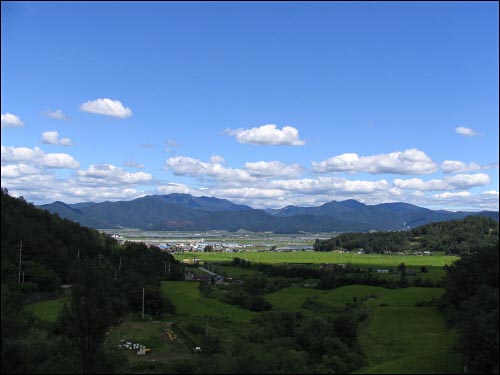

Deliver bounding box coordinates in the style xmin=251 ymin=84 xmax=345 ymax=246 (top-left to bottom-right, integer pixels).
xmin=393 ymin=173 xmax=491 ymax=191
xmin=244 ymin=161 xmax=302 ymax=178
xmin=269 ymin=177 xmax=392 ymax=195
xmin=165 ymin=156 xmax=256 ymax=182
xmin=1 ymin=164 xmax=41 ymax=178
xmin=1 ymin=113 xmax=24 ymax=128
xmin=209 ymin=187 xmax=287 ymax=199
xmin=226 ymin=124 xmax=305 ymax=146
xmin=77 ymin=164 xmax=152 ymax=186
xmin=165 ymin=156 xmax=305 ymax=182
xmin=455 ymin=126 xmax=477 ymax=136
xmin=44 ymin=109 xmax=69 ymax=120
xmin=433 ymin=191 xmax=472 ymax=199
xmin=158 ymin=183 xmax=195 ymax=195
xmin=422 ymin=190 xmax=499 ymax=211
xmin=1 ymin=145 xmax=80 ymax=169
xmin=481 ymin=190 xmax=500 ymax=196
xmin=42 ymin=131 xmax=74 ymax=146
xmin=441 ymin=160 xmax=482 ymax=173
xmin=312 ymin=149 xmax=438 ymax=175
xmin=79 ymin=98 xmax=132 ymax=118
xmin=4 ymin=174 xmax=147 ymax=204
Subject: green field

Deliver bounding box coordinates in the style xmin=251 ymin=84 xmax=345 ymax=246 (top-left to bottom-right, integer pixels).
xmin=357 ymin=288 xmax=462 ymax=374
xmin=264 ymin=284 xmax=461 ymax=373
xmin=24 ymin=296 xmax=69 ymax=322
xmin=212 ymin=264 xmax=265 ymax=279
xmin=265 ymin=284 xmax=390 ymax=314
xmin=161 ymin=281 xmax=255 ymax=321
xmin=176 ymin=251 xmax=457 ymax=267
xmin=23 ymin=254 xmax=461 ymax=374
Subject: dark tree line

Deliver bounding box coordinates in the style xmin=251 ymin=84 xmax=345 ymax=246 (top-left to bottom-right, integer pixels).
xmin=315 ymin=216 xmax=499 ymax=255
xmin=440 ymin=243 xmax=499 ymax=374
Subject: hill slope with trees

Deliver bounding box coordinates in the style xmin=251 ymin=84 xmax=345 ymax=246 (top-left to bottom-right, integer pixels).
xmin=314 ymin=215 xmax=499 ymax=255
xmin=1 ymin=188 xmax=184 ymax=373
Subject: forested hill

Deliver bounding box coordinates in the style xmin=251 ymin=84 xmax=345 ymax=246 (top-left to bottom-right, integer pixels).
xmin=314 ymin=215 xmax=499 ymax=255
xmin=1 ymin=189 xmax=186 ymax=373
xmin=1 ymin=188 xmax=183 ymax=293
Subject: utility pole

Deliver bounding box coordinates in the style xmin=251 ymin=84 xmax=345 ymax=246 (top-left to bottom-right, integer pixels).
xmin=142 ymin=287 xmax=145 ymax=319
xmin=119 ymin=256 xmax=122 ymax=271
xmin=18 ymin=240 xmax=23 ymax=284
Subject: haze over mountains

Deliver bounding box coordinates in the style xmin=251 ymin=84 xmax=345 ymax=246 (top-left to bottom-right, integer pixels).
xmin=37 ymin=193 xmax=499 ymax=233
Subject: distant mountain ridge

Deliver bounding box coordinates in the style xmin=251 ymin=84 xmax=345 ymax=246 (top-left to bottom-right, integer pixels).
xmin=37 ymin=193 xmax=499 ymax=233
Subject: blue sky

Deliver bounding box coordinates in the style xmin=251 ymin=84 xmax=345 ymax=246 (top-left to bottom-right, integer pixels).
xmin=1 ymin=1 xmax=498 ymax=211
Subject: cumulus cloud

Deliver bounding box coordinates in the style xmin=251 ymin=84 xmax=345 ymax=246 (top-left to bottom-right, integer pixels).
xmin=441 ymin=160 xmax=482 ymax=173
xmin=165 ymin=156 xmax=305 ymax=182
xmin=1 ymin=164 xmax=41 ymax=178
xmin=1 ymin=113 xmax=24 ymax=128
xmin=225 ymin=124 xmax=305 ymax=146
xmin=4 ymin=173 xmax=147 ymax=204
xmin=44 ymin=109 xmax=69 ymax=120
xmin=269 ymin=177 xmax=393 ymax=195
xmin=79 ymin=98 xmax=132 ymax=118
xmin=312 ymin=149 xmax=438 ymax=175
xmin=158 ymin=183 xmax=194 ymax=195
xmin=1 ymin=145 xmax=80 ymax=169
xmin=77 ymin=164 xmax=152 ymax=186
xmin=165 ymin=156 xmax=256 ymax=182
xmin=244 ymin=161 xmax=303 ymax=178
xmin=393 ymin=173 xmax=491 ymax=191
xmin=42 ymin=131 xmax=74 ymax=146
xmin=455 ymin=126 xmax=477 ymax=136
xmin=432 ymin=191 xmax=472 ymax=199
xmin=209 ymin=187 xmax=287 ymax=199
xmin=421 ymin=190 xmax=499 ymax=211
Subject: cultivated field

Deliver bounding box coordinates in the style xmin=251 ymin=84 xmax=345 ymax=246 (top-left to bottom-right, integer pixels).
xmin=175 ymin=251 xmax=458 ymax=267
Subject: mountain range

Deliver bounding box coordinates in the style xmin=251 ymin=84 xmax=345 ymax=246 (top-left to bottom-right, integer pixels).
xmin=37 ymin=193 xmax=499 ymax=233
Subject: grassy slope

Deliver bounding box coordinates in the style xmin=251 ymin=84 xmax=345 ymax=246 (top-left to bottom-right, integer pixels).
xmin=161 ymin=281 xmax=255 ymax=322
xmin=265 ymin=285 xmax=390 ymax=314
xmin=265 ymin=285 xmax=461 ymax=373
xmin=24 ymin=296 xmax=69 ymax=322
xmin=357 ymin=288 xmax=462 ymax=374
